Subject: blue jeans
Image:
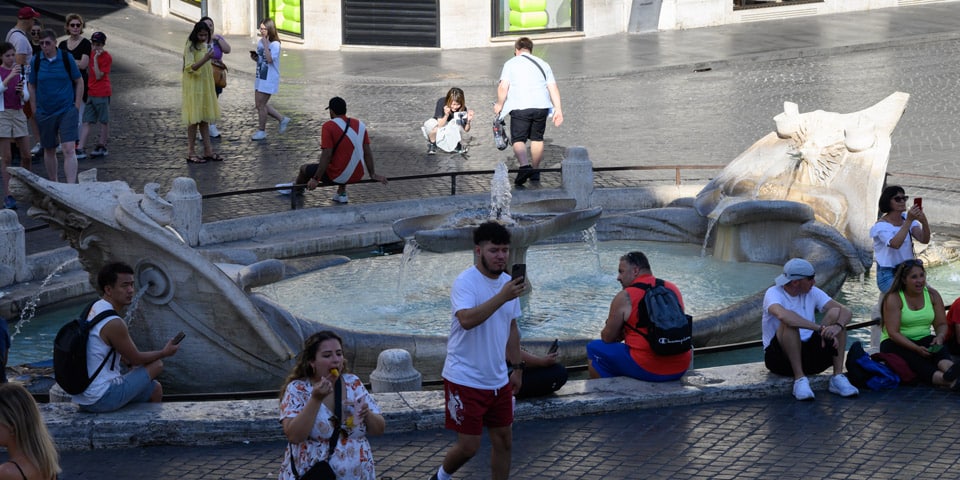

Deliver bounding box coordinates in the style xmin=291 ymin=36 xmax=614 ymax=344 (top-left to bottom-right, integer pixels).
xmin=78 ymin=367 xmax=156 ymax=413
xmin=876 ymin=266 xmax=896 ymax=293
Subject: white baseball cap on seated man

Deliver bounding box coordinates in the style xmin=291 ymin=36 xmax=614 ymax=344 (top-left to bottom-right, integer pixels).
xmin=775 ymin=258 xmax=815 ymax=287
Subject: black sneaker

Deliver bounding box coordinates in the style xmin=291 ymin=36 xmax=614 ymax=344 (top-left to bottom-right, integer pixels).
xmin=453 ymin=142 xmax=468 ymax=154
xmin=427 ymin=143 xmax=437 ymax=155
xmin=530 ymin=170 xmax=541 ymax=182
xmin=515 ymin=165 xmax=534 ymax=186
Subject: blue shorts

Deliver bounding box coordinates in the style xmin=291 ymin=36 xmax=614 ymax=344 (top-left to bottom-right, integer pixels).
xmin=587 ymin=340 xmax=685 ymax=382
xmin=37 ymin=107 xmax=79 ymax=149
xmin=78 ymin=368 xmax=157 ymax=413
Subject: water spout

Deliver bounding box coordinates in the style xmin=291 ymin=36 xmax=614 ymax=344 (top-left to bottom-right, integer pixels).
xmin=11 ymin=259 xmax=72 ymax=341
xmin=489 ymin=162 xmax=514 ymax=225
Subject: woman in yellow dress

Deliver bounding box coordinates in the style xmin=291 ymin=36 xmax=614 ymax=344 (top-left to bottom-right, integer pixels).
xmin=181 ymin=20 xmax=221 ymax=163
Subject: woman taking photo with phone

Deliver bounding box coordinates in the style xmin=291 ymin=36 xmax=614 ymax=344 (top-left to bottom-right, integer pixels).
xmin=870 ymin=185 xmax=929 ymax=293
xmin=249 ymin=18 xmax=289 ymax=141
xmin=880 ymin=259 xmax=959 ymax=388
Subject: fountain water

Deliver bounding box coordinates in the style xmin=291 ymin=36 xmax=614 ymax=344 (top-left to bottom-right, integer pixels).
xmin=10 ymin=259 xmax=72 ymax=341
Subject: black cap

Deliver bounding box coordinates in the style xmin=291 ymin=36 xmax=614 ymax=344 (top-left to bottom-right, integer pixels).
xmin=325 ymin=97 xmax=346 ymax=115
xmin=91 ymin=31 xmax=106 ymax=44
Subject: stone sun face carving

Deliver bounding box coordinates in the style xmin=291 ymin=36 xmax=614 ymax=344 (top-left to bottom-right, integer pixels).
xmin=788 ymin=117 xmax=847 ymax=187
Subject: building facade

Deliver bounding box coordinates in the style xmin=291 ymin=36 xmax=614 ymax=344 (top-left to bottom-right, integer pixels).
xmin=144 ymin=0 xmax=958 ymax=50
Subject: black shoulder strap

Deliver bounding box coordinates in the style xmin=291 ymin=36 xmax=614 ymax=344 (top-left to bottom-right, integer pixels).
xmin=6 ymin=460 xmax=26 ymax=480
xmin=288 ymin=377 xmax=343 ymax=479
xmin=522 ymin=54 xmax=547 ymax=80
xmin=332 ymin=117 xmax=350 ymax=154
xmin=86 ymin=308 xmax=120 ymax=382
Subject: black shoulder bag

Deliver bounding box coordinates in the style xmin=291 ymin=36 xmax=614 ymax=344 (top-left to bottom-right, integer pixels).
xmin=289 ymin=377 xmax=342 ymax=480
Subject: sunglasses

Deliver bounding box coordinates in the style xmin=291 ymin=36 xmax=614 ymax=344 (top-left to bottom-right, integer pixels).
xmin=39 ymin=40 xmax=54 ymax=46
xmin=892 ymin=195 xmax=909 ymax=202
xmin=29 ymin=30 xmax=40 ymax=35
xmin=68 ymin=23 xmax=82 ymax=27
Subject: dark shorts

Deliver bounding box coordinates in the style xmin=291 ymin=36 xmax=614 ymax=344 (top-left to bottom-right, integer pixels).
xmin=37 ymin=107 xmax=79 ymax=149
xmin=764 ymin=332 xmax=836 ymax=377
xmin=299 ymin=163 xmax=337 ymax=185
xmin=508 ymin=108 xmax=549 ymax=144
xmin=82 ymin=96 xmax=110 ymax=124
xmin=443 ymin=379 xmax=513 ymax=435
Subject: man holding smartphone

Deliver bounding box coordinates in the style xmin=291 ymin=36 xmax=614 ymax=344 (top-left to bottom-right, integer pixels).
xmin=429 ymin=221 xmax=524 ymax=480
xmin=70 ymin=262 xmax=182 ymax=413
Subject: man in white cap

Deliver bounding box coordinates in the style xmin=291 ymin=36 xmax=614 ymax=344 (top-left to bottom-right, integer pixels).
xmin=761 ymin=258 xmax=859 ymax=400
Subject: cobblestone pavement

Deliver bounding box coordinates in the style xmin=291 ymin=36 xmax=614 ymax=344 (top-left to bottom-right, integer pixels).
xmin=54 ymin=387 xmax=960 ymax=479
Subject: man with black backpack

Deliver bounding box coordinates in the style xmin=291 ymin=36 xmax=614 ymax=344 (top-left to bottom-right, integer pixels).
xmin=587 ymin=251 xmax=692 ymax=382
xmin=68 ymin=262 xmax=180 ymax=413
xmin=762 ymin=258 xmax=859 ymax=401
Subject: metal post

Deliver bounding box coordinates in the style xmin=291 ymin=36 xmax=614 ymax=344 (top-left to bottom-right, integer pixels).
xmin=201 ymin=0 xmax=208 ymax=18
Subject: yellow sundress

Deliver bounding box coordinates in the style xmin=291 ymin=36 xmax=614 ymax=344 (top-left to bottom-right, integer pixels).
xmin=181 ymin=41 xmax=220 ymax=126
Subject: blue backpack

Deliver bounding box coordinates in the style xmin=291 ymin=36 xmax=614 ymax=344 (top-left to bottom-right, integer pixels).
xmin=845 ymin=341 xmax=899 ymax=391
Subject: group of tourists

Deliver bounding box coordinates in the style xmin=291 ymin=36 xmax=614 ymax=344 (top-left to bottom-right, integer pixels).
xmin=1 ymin=7 xmax=111 ymax=210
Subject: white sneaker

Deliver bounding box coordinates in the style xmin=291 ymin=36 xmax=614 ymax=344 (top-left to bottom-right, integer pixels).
xmin=251 ymin=130 xmax=267 ymax=141
xmin=828 ymin=373 xmax=859 ymax=397
xmin=208 ymin=124 xmax=221 ymax=138
xmin=275 ymin=182 xmax=292 ymax=196
xmin=793 ymin=377 xmax=815 ymax=401
xmin=279 ymin=117 xmax=291 ymax=134
xmin=30 ymin=142 xmax=41 ymax=155
xmin=331 ymin=193 xmax=348 ymax=204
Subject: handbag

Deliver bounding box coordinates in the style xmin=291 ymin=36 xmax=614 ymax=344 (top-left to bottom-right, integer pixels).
xmin=211 ymin=59 xmax=227 ymax=89
xmin=493 ymin=117 xmax=509 ymax=150
xmin=289 ymin=377 xmax=343 ymax=480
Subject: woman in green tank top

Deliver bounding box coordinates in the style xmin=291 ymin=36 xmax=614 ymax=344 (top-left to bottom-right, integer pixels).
xmin=880 ymin=259 xmax=960 ymax=387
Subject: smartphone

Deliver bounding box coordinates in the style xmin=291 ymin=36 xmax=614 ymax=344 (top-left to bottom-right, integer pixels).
xmin=548 ymin=339 xmax=559 ymax=355
xmin=914 ymin=197 xmax=922 ymax=208
xmin=928 ymin=344 xmax=942 ymax=353
xmin=172 ymin=331 xmax=186 ymax=345
xmin=511 ymin=263 xmax=526 ymax=283
xmin=249 ymin=50 xmax=258 ymax=60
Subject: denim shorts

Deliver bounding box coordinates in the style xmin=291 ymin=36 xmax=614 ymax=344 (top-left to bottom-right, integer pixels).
xmin=78 ymin=367 xmax=157 ymax=413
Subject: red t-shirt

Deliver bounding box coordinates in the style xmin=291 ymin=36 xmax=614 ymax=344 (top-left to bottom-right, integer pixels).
xmin=86 ymin=50 xmax=112 ymax=98
xmin=945 ymin=296 xmax=960 ymax=343
xmin=321 ymin=116 xmax=370 ymax=184
xmin=624 ymin=273 xmax=692 ymax=375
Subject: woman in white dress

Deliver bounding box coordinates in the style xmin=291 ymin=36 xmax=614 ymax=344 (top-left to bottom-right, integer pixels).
xmin=250 ymin=18 xmax=290 ymax=141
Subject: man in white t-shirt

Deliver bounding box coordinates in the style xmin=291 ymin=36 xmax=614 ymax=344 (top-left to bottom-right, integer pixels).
xmin=429 ymin=221 xmax=525 ymax=480
xmin=762 ymin=258 xmax=859 ymax=401
xmin=493 ymin=36 xmax=563 ymax=187
xmin=72 ymin=262 xmax=181 ymax=412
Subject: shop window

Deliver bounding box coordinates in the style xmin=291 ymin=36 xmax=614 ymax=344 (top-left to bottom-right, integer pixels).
xmin=267 ymin=0 xmax=303 ymax=37
xmin=734 ymin=0 xmax=823 ymax=9
xmin=493 ymin=0 xmax=582 ymax=37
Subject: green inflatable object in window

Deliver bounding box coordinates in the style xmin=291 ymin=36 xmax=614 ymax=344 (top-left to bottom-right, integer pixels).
xmin=269 ymin=0 xmax=302 ymax=35
xmin=509 ymin=0 xmax=548 ymax=30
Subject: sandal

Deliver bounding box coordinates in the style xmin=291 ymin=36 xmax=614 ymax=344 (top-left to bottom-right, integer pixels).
xmin=186 ymin=155 xmax=207 ymax=164
xmin=204 ymin=153 xmax=225 ymax=162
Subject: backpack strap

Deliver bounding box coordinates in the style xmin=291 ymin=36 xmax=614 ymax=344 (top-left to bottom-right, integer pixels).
xmin=86 ymin=309 xmax=119 ymax=384
xmin=622 ymin=279 xmax=658 ymax=334
xmin=31 ymin=49 xmax=74 ymax=100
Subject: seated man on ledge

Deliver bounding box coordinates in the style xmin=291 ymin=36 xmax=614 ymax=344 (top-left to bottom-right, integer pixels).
xmin=762 ymin=258 xmax=859 ymax=400
xmin=586 ymin=251 xmax=691 ymax=381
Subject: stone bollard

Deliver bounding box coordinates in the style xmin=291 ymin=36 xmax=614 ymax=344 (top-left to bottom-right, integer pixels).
xmin=48 ymin=383 xmax=71 ymax=403
xmin=165 ymin=177 xmax=202 ymax=246
xmin=561 ymin=146 xmax=594 ymax=209
xmin=0 ymin=209 xmax=26 ymax=286
xmin=369 ymin=349 xmax=422 ymax=393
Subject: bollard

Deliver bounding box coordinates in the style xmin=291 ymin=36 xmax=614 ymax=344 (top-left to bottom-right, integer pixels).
xmin=561 ymin=146 xmax=594 ymax=209
xmin=369 ymin=349 xmax=422 ymax=393
xmin=165 ymin=177 xmax=202 ymax=246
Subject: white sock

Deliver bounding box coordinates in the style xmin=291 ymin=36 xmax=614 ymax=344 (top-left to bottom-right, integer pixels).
xmin=437 ymin=466 xmax=452 ymax=480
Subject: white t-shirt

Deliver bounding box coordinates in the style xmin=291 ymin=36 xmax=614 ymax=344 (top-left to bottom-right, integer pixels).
xmin=72 ymin=299 xmax=123 ymax=405
xmin=254 ymin=40 xmax=281 ymax=95
xmin=870 ymin=213 xmax=922 ymax=268
xmin=442 ymin=265 xmax=521 ymax=389
xmin=498 ymin=53 xmax=555 ymax=117
xmin=761 ymin=285 xmax=832 ymax=349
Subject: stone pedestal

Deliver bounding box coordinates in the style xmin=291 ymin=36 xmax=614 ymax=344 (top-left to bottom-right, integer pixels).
xmin=561 ymin=146 xmax=594 ymax=209
xmin=369 ymin=349 xmax=422 ymax=393
xmin=165 ymin=177 xmax=202 ymax=246
xmin=0 ymin=209 xmax=26 ymax=286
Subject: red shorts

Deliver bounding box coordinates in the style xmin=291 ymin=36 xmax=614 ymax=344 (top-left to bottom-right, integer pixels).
xmin=443 ymin=379 xmax=513 ymax=435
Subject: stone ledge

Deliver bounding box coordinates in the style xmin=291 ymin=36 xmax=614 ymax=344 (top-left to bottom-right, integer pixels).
xmin=42 ymin=362 xmax=825 ymax=451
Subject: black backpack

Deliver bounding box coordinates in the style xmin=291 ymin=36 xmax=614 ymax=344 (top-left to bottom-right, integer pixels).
xmin=625 ymin=279 xmax=693 ymax=356
xmin=53 ymin=302 xmax=118 ymax=395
